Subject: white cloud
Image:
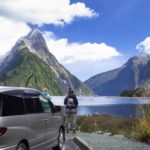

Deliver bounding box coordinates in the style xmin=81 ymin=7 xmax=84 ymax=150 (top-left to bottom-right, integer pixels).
xmin=136 ymin=37 xmax=150 ymax=54
xmin=43 ymin=31 xmax=121 ymax=64
xmin=0 ymin=0 xmax=98 ymax=26
xmin=0 ymin=0 xmax=98 ymax=57
xmin=0 ymin=17 xmax=31 ymax=56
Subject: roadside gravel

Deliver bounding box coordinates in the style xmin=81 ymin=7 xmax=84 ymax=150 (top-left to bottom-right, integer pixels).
xmin=66 ymin=132 xmax=150 ymax=150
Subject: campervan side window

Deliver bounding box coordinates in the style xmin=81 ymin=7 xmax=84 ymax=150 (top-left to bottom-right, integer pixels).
xmin=1 ymin=94 xmax=25 ymax=116
xmin=24 ymin=96 xmax=44 ymax=114
xmin=0 ymin=95 xmax=2 ymax=116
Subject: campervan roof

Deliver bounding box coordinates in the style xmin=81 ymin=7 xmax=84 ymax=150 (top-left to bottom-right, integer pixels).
xmin=0 ymin=86 xmax=39 ymax=93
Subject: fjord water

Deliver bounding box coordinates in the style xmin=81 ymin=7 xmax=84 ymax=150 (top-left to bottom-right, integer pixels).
xmin=51 ymin=96 xmax=150 ymax=118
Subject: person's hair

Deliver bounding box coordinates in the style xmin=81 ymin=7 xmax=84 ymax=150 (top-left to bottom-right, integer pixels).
xmin=43 ymin=88 xmax=48 ymax=93
xmin=68 ymin=87 xmax=73 ymax=91
xmin=68 ymin=87 xmax=75 ymax=96
xmin=68 ymin=87 xmax=72 ymax=91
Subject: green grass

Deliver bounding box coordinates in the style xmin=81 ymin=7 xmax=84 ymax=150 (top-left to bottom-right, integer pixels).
xmin=76 ymin=115 xmax=135 ymax=136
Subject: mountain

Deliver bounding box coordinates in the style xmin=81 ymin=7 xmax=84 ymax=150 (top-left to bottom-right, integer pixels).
xmin=85 ymin=55 xmax=150 ymax=96
xmin=0 ymin=29 xmax=93 ymax=95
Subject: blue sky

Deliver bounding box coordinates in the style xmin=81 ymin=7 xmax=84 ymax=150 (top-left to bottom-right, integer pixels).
xmin=0 ymin=0 xmax=150 ymax=81
xmin=41 ymin=0 xmax=150 ymax=55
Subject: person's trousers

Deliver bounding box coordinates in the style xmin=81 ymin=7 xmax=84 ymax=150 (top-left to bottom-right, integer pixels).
xmin=65 ymin=113 xmax=76 ymax=130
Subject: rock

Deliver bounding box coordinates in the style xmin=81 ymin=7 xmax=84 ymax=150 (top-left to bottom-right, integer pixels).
xmin=97 ymin=131 xmax=104 ymax=134
xmin=104 ymin=132 xmax=113 ymax=136
xmin=113 ymin=134 xmax=124 ymax=138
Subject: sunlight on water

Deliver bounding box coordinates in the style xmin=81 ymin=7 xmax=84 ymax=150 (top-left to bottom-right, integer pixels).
xmin=51 ymin=96 xmax=150 ymax=106
xmin=51 ymin=96 xmax=150 ymax=118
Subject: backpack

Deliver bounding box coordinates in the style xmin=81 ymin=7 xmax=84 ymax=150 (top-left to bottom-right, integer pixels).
xmin=66 ymin=97 xmax=76 ymax=114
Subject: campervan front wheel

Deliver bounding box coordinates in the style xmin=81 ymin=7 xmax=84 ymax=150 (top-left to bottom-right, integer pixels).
xmin=53 ymin=128 xmax=65 ymax=150
xmin=16 ymin=142 xmax=28 ymax=150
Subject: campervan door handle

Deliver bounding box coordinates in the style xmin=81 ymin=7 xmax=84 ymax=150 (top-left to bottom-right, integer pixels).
xmin=41 ymin=119 xmax=47 ymax=124
xmin=45 ymin=118 xmax=49 ymax=123
xmin=41 ymin=118 xmax=49 ymax=124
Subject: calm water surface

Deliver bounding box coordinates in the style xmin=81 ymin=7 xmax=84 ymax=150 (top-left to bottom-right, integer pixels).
xmin=51 ymin=96 xmax=150 ymax=118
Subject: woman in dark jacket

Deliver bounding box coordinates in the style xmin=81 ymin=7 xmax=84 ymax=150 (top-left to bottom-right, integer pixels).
xmin=64 ymin=88 xmax=78 ymax=133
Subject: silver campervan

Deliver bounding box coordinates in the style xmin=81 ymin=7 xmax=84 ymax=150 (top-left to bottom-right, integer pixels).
xmin=0 ymin=87 xmax=65 ymax=150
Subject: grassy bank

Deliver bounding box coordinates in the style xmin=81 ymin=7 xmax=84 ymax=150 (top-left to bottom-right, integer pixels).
xmin=76 ymin=112 xmax=150 ymax=143
xmin=131 ymin=105 xmax=150 ymax=143
xmin=76 ymin=115 xmax=135 ymax=137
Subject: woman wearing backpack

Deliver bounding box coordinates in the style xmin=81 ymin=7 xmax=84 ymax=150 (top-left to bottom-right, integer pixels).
xmin=64 ymin=88 xmax=78 ymax=133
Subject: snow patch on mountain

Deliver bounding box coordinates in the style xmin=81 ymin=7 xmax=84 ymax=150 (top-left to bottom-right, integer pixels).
xmin=50 ymin=66 xmax=59 ymax=78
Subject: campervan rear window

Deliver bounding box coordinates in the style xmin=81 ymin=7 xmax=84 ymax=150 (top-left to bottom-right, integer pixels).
xmin=1 ymin=94 xmax=24 ymax=116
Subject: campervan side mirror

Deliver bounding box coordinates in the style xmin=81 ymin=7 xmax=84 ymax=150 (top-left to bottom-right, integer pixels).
xmin=54 ymin=105 xmax=61 ymax=113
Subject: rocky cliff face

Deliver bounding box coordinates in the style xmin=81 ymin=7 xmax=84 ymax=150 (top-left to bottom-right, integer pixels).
xmin=85 ymin=55 xmax=150 ymax=96
xmin=0 ymin=29 xmax=93 ymax=95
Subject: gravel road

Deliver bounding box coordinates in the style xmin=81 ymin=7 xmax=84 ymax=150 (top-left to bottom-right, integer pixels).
xmin=66 ymin=132 xmax=150 ymax=150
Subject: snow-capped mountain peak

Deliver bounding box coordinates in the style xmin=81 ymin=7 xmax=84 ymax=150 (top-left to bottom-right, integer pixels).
xmin=0 ymin=29 xmax=50 ymax=70
xmin=0 ymin=29 xmax=93 ymax=95
xmin=25 ymin=29 xmax=49 ymax=54
xmin=27 ymin=29 xmax=44 ymax=41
